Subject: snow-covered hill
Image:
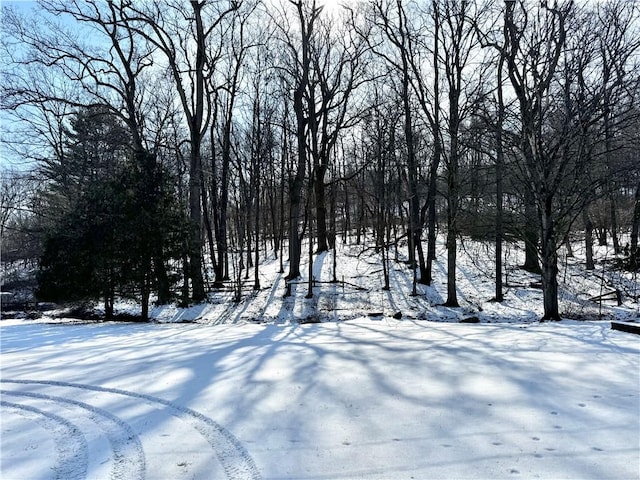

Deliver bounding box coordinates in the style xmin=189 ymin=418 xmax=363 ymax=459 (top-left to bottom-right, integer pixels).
xmin=146 ymin=237 xmax=639 ymax=324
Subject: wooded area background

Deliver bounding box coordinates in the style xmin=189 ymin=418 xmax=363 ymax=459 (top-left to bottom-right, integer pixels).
xmin=1 ymin=0 xmax=639 ymax=321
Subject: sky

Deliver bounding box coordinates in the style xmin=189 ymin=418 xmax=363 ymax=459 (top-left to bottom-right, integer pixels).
xmin=0 ymin=0 xmax=351 ymax=172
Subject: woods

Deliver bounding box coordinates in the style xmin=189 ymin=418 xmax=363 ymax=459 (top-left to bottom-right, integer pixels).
xmin=2 ymin=0 xmax=639 ymax=321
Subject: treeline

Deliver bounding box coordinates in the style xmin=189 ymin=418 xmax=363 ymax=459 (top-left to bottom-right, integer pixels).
xmin=1 ymin=0 xmax=639 ymax=320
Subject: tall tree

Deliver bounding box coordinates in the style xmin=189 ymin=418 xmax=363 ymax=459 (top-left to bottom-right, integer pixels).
xmin=596 ymin=0 xmax=640 ymax=254
xmin=504 ymin=0 xmax=572 ymax=319
xmin=208 ymin=1 xmax=258 ymax=287
xmin=435 ymin=0 xmax=488 ymax=306
xmin=365 ymin=0 xmax=426 ymax=293
xmin=308 ymin=10 xmax=368 ymax=253
xmin=125 ymin=0 xmax=240 ymax=301
xmin=2 ymin=0 xmax=177 ymax=310
xmin=273 ymin=0 xmax=323 ymax=280
xmin=36 ymin=107 xmax=183 ymax=319
xmin=502 ymin=0 xmax=634 ymax=319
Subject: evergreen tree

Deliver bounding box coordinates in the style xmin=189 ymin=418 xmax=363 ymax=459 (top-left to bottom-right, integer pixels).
xmin=36 ymin=107 xmax=187 ymax=320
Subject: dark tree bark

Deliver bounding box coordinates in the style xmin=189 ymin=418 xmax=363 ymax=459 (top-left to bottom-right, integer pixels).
xmin=584 ymin=206 xmax=595 ymax=270
xmin=632 ymin=182 xmax=640 ymax=254
xmin=494 ymin=46 xmax=506 ymax=302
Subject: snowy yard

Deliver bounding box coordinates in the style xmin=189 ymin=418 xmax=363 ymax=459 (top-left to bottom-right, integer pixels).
xmin=1 ymin=318 xmax=639 ymax=479
xmin=2 ymin=239 xmax=639 ymax=479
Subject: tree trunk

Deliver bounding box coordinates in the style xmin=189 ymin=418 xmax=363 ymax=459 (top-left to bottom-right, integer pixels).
xmin=583 ymin=207 xmax=595 ymax=270
xmin=154 ymin=255 xmax=171 ymax=304
xmin=329 ymin=167 xmax=337 ymax=251
xmin=287 ymin=171 xmax=304 ymax=279
xmin=105 ymin=291 xmax=114 ymax=319
xmin=213 ymin=112 xmax=232 ymax=287
xmin=253 ymin=100 xmax=262 ymax=290
xmin=445 ymin=190 xmax=459 ymax=307
xmin=188 ymin=143 xmax=205 ymax=301
xmin=181 ymin=254 xmax=190 ymax=306
xmin=609 ymin=193 xmax=620 ymax=253
xmin=279 ymin=144 xmax=286 ymax=274
xmin=201 ymin=174 xmax=218 ymax=285
xmin=494 ymin=50 xmax=506 ymax=302
xmin=604 ymin=104 xmax=621 ymax=254
xmin=541 ymin=202 xmax=561 ymax=320
xmin=444 ymin=96 xmax=460 ymax=307
xmin=597 ymin=227 xmax=607 ymax=246
xmin=523 ymin=188 xmax=541 ymax=273
xmin=306 ymin=175 xmax=314 ymax=299
xmin=314 ymin=164 xmax=329 ymax=252
xmin=564 ymin=234 xmax=574 ymax=257
xmin=343 ymin=180 xmax=351 ymax=244
xmin=187 ymin=2 xmax=207 ymax=302
xmin=425 ymin=142 xmax=440 ymax=286
xmin=286 ymin=1 xmax=314 ymax=281
xmin=423 ymin=0 xmax=441 ymax=287
xmin=631 ymin=182 xmax=640 ymax=253
xmin=141 ymin=279 xmax=150 ymax=322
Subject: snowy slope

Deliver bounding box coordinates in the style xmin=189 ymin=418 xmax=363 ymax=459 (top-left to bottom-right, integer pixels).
xmin=142 ymin=237 xmax=639 ymax=324
xmin=1 ymin=318 xmax=639 ymax=479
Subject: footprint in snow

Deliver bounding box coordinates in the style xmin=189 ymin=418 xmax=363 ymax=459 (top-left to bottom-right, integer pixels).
xmin=531 ymin=437 xmax=540 ymax=441
xmin=550 ymin=411 xmax=558 ymax=415
xmin=578 ymin=403 xmax=586 ymax=407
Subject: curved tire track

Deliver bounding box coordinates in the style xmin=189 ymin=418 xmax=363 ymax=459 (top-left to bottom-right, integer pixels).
xmin=1 ymin=400 xmax=89 ymax=480
xmin=2 ymin=390 xmax=145 ymax=480
xmin=1 ymin=379 xmax=261 ymax=480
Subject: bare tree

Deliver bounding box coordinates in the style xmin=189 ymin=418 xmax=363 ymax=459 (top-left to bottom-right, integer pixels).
xmin=307 ymin=11 xmax=368 ymax=254
xmin=124 ymin=0 xmax=240 ymax=301
xmin=502 ymin=0 xmax=637 ymax=319
xmin=596 ymin=0 xmax=640 ymax=254
xmin=207 ymin=4 xmax=256 ymax=288
xmin=504 ymin=0 xmax=573 ymax=319
xmin=271 ymin=0 xmax=324 ymax=280
xmin=434 ymin=0 xmax=489 ymax=307
xmin=363 ymin=0 xmax=426 ymax=295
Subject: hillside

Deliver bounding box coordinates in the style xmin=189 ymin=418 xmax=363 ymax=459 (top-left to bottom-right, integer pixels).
xmin=4 ymin=236 xmax=635 ymax=324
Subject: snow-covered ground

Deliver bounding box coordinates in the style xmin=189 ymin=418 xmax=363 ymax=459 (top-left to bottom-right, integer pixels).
xmin=1 ymin=318 xmax=639 ymax=479
xmin=146 ymin=237 xmax=639 ymax=324
xmin=2 ymin=237 xmax=639 ymax=479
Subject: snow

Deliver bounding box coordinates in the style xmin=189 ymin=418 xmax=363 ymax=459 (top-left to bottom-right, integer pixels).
xmin=146 ymin=238 xmax=637 ymax=325
xmin=1 ymin=319 xmax=639 ymax=479
xmin=2 ymin=238 xmax=639 ymax=479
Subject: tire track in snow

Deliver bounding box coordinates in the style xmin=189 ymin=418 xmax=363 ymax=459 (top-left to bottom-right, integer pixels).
xmin=1 ymin=389 xmax=145 ymax=480
xmin=1 ymin=400 xmax=89 ymax=480
xmin=1 ymin=379 xmax=262 ymax=480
